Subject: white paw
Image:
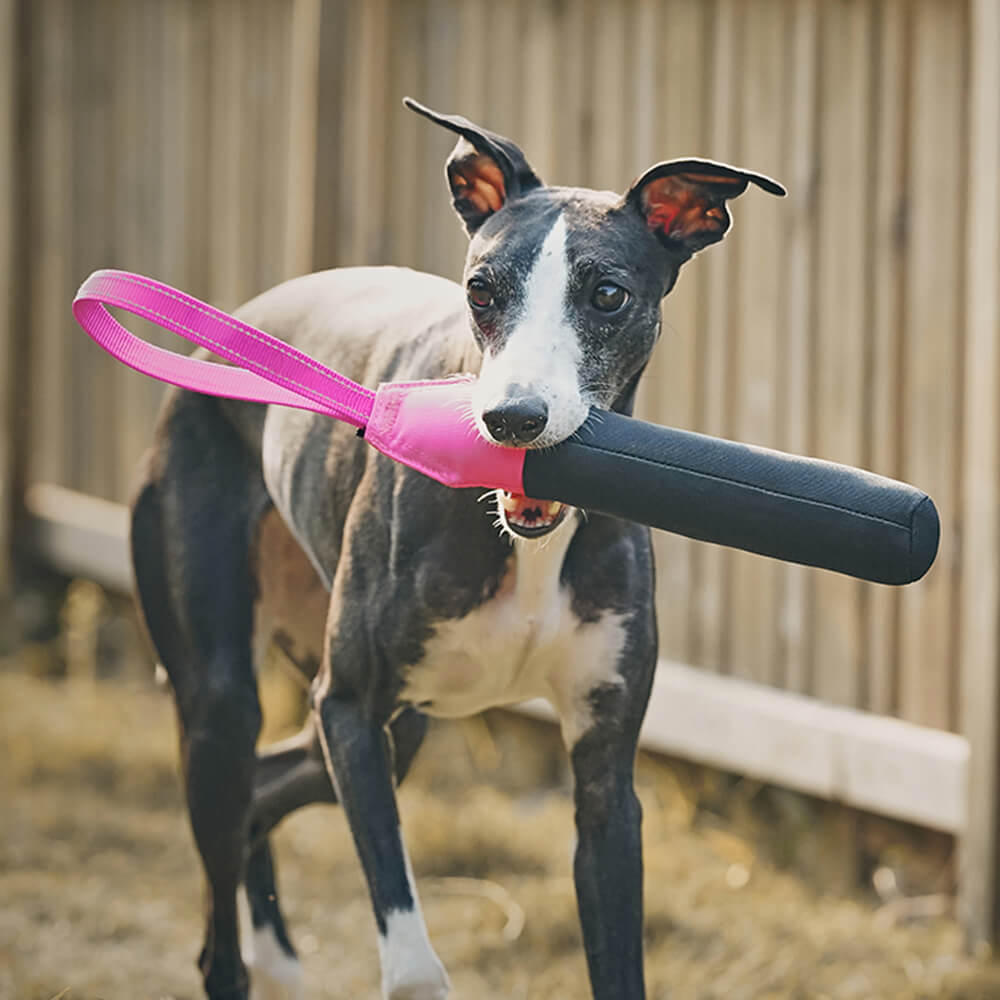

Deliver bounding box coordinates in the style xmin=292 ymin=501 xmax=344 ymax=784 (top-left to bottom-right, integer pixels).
xmin=379 ymin=908 xmax=450 ymax=1000
xmin=246 ymin=925 xmax=304 ymax=1000
xmin=384 ymin=962 xmax=450 ymax=1000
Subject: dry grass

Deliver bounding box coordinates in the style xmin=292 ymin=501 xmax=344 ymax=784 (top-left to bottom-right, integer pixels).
xmin=2 ymin=667 xmax=1000 ymax=1000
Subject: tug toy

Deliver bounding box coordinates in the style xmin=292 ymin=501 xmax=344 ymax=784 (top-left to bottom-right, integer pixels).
xmin=73 ymin=269 xmax=939 ymax=585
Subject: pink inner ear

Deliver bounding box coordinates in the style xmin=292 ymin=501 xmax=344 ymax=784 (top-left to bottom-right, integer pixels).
xmin=451 ymin=154 xmax=507 ymax=216
xmin=644 ymin=201 xmax=682 ymax=235
xmin=641 ymin=176 xmax=726 ymax=242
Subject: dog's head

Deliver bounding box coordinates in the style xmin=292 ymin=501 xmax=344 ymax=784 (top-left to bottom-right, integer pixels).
xmin=406 ymin=98 xmax=785 ymax=537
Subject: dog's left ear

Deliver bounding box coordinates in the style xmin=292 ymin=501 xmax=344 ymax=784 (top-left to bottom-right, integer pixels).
xmin=625 ymin=159 xmax=786 ymax=257
xmin=404 ymin=97 xmax=543 ymax=235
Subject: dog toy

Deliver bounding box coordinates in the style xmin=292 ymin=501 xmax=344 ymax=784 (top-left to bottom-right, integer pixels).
xmin=73 ymin=269 xmax=939 ymax=585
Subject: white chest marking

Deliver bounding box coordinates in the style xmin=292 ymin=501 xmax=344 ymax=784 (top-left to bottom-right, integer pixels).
xmin=402 ymin=517 xmax=627 ymax=748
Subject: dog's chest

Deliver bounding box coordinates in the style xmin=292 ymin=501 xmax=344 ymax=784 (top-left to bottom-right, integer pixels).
xmin=400 ymin=520 xmax=626 ymax=735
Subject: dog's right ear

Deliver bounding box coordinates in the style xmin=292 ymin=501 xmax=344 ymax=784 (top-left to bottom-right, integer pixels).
xmin=404 ymin=97 xmax=543 ymax=235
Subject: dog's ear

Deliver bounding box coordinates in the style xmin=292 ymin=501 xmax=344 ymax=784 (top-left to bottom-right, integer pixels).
xmin=404 ymin=97 xmax=543 ymax=235
xmin=625 ymin=159 xmax=785 ymax=256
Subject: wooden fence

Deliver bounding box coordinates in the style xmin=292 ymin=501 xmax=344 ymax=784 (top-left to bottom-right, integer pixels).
xmin=4 ymin=0 xmax=1000 ymax=945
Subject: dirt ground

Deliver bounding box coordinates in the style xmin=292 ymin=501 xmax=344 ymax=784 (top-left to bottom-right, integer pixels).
xmin=3 ymin=663 xmax=1000 ymax=1000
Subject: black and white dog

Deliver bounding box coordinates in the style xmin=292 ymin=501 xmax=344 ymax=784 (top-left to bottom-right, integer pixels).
xmin=131 ymin=99 xmax=782 ymax=1000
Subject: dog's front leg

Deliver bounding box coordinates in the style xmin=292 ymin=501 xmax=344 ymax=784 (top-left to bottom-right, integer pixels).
xmin=314 ymin=691 xmax=449 ymax=1000
xmin=570 ymin=713 xmax=646 ymax=999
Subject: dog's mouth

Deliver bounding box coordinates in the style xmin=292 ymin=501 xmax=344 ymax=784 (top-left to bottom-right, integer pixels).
xmin=497 ymin=490 xmax=568 ymax=538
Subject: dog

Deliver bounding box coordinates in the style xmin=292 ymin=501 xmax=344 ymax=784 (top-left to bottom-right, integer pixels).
xmin=130 ymin=98 xmax=783 ymax=1000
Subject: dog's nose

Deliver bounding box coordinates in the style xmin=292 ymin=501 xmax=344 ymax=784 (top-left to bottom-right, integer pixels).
xmin=482 ymin=398 xmax=549 ymax=444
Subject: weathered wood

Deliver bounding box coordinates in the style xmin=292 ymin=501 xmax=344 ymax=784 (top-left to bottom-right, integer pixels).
xmin=311 ymin=0 xmax=348 ymax=270
xmin=898 ymin=0 xmax=966 ymax=731
xmin=283 ymin=0 xmax=321 ymax=280
xmin=589 ymin=0 xmax=626 ymax=193
xmin=692 ymin=0 xmax=741 ymax=673
xmin=810 ymin=0 xmax=871 ymax=709
xmin=28 ymin=2 xmax=68 ymax=491
xmin=864 ymin=0 xmax=908 ymax=716
xmin=0 ymin=0 xmax=15 ymax=595
xmin=208 ymin=1 xmax=245 ymax=310
xmin=777 ymin=0 xmax=818 ymax=695
xmin=421 ymin=0 xmax=463 ymax=280
xmin=25 ymin=484 xmax=131 ymax=593
xmin=10 ymin=7 xmax=994 ymax=934
xmin=727 ymin=0 xmax=786 ymax=687
xmin=352 ymin=0 xmax=389 ymax=266
xmin=958 ymin=0 xmax=1000 ymax=952
xmin=635 ymin=0 xmax=705 ymax=667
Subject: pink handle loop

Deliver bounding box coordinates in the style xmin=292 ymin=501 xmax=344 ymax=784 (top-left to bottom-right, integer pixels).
xmin=72 ymin=269 xmax=374 ymax=427
xmin=72 ymin=269 xmax=528 ymax=494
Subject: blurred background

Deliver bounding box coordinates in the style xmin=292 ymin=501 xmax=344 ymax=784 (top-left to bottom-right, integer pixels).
xmin=2 ymin=0 xmax=1000 ymax=997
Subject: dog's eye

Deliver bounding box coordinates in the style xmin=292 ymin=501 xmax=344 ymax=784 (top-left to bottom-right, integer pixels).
xmin=467 ymin=278 xmax=494 ymax=311
xmin=592 ymin=282 xmax=629 ymax=314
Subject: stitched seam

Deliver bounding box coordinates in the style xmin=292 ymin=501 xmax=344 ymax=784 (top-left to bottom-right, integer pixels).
xmin=99 ymin=273 xmax=373 ymax=421
xmin=567 ymin=439 xmax=911 ymax=531
xmin=110 ymin=272 xmax=366 ymax=391
xmin=106 ymin=298 xmax=366 ymax=422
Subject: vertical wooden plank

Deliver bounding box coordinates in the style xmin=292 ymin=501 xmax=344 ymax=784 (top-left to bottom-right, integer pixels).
xmin=692 ymin=0 xmax=741 ymax=673
xmin=250 ymin=0 xmax=279 ymax=292
xmin=636 ymin=0 xmax=707 ymax=666
xmin=238 ymin=0 xmax=266 ymax=298
xmin=864 ymin=0 xmax=908 ymax=715
xmin=186 ymin=0 xmax=213 ymax=300
xmin=553 ymin=0 xmax=591 ymax=187
xmin=897 ymin=0 xmax=966 ymax=730
xmin=809 ymin=0 xmax=871 ymax=709
xmin=333 ymin=0 xmax=361 ymax=269
xmin=209 ymin=0 xmax=245 ymax=309
xmin=520 ymin=0 xmax=558 ymax=182
xmin=311 ymin=0 xmax=348 ymax=271
xmin=958 ymin=0 xmax=1000 ymax=952
xmin=112 ymin=0 xmax=147 ymax=500
xmin=69 ymin=0 xmax=117 ymax=499
xmin=29 ymin=0 xmax=72 ymax=489
xmin=777 ymin=0 xmax=818 ymax=695
xmin=420 ymin=0 xmax=463 ymax=279
xmin=629 ymin=0 xmax=658 ymax=174
xmin=726 ymin=0 xmax=786 ymax=687
xmin=116 ymin=0 xmax=169 ymax=502
xmin=284 ymin=0 xmax=321 ymax=279
xmin=352 ymin=0 xmax=389 ymax=265
xmin=588 ymin=0 xmax=627 ymax=192
xmin=386 ymin=0 xmax=428 ymax=269
xmin=483 ymin=0 xmax=521 ymax=144
xmin=0 ymin=0 xmax=15 ymax=592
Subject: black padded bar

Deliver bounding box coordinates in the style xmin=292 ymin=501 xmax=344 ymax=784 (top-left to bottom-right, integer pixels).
xmin=522 ymin=408 xmax=939 ymax=585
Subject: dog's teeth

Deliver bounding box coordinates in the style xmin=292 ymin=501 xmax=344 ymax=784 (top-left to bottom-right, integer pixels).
xmin=547 ymin=502 xmax=562 ymax=517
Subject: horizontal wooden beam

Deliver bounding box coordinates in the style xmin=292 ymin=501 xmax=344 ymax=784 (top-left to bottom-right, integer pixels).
xmin=26 ymin=481 xmax=968 ymax=834
xmin=25 ymin=482 xmax=132 ymax=592
xmin=523 ymin=663 xmax=968 ymax=834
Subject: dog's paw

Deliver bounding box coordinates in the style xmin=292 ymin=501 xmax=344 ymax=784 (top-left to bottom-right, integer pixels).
xmin=384 ymin=968 xmax=450 ymax=1000
xmin=379 ymin=907 xmax=450 ymax=1000
xmin=246 ymin=926 xmax=304 ymax=1000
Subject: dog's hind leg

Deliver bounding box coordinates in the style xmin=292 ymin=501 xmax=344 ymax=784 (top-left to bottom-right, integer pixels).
xmin=132 ymin=396 xmax=269 ymax=1000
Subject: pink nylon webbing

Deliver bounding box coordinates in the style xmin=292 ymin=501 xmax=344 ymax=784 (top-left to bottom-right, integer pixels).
xmin=72 ymin=270 xmax=375 ymax=428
